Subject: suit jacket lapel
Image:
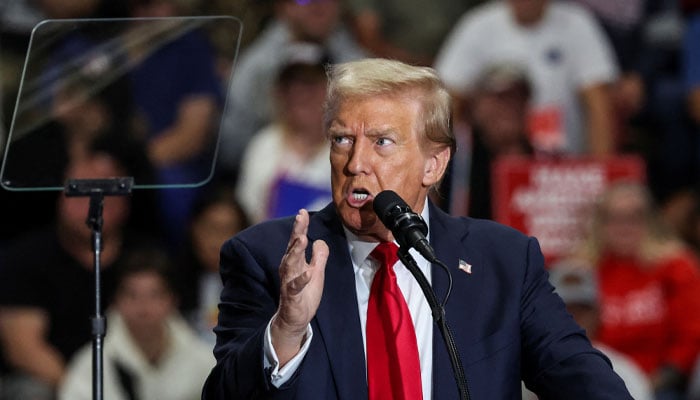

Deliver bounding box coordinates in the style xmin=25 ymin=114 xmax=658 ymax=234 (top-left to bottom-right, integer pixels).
xmin=307 ymin=204 xmax=368 ymax=399
xmin=428 ymin=203 xmax=485 ymax=399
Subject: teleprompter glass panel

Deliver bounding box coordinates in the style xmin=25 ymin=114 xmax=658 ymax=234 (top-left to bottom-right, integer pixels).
xmin=1 ymin=16 xmax=242 ymax=191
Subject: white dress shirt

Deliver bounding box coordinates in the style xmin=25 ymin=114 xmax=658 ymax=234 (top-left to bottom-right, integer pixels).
xmin=264 ymin=203 xmax=434 ymax=399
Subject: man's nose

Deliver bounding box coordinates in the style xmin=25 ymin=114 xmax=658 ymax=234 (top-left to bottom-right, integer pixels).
xmin=346 ymin=140 xmax=371 ymax=175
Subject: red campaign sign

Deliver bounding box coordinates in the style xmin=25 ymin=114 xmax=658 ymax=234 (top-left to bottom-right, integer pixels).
xmin=492 ymin=155 xmax=646 ymax=264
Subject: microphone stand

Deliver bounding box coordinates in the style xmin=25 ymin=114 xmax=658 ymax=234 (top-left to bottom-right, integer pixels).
xmin=397 ymin=247 xmax=470 ymax=400
xmin=65 ymin=177 xmax=133 ymax=400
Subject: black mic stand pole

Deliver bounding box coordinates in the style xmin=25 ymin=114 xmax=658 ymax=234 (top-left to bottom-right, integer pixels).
xmin=397 ymin=247 xmax=470 ymax=400
xmin=65 ymin=177 xmax=134 ymax=400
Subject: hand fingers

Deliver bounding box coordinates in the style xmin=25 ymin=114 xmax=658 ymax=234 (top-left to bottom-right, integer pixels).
xmin=281 ymin=215 xmax=328 ymax=297
xmin=310 ymin=240 xmax=329 ymax=272
xmin=288 ymin=239 xmax=329 ymax=292
xmin=287 ymin=270 xmax=310 ymax=294
xmin=276 ymin=224 xmax=327 ymax=332
xmin=286 ymin=209 xmax=309 ymax=252
xmin=281 ymin=210 xmax=310 ymax=277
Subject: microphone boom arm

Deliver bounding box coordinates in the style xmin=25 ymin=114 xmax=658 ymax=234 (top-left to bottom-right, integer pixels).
xmin=396 ymin=247 xmax=470 ymax=400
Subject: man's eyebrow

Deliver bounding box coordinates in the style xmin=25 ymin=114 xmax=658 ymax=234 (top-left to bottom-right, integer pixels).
xmin=327 ymin=125 xmax=397 ymax=137
xmin=365 ymin=127 xmax=397 ymax=137
xmin=328 ymin=126 xmax=350 ymax=135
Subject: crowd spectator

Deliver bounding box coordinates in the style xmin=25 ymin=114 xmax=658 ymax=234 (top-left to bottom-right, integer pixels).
xmin=0 ymin=38 xmax=148 ymax=242
xmin=572 ymin=0 xmax=652 ymax=121
xmin=345 ymin=0 xmax=486 ymax=66
xmin=235 ymin=43 xmax=333 ymax=223
xmin=200 ymin=0 xmax=274 ymax=62
xmin=639 ymin=0 xmax=697 ymax=218
xmin=176 ymin=182 xmax=250 ymax=344
xmin=5 ymin=23 xmax=167 ymax=242
xmin=58 ymin=246 xmax=214 ymax=400
xmin=125 ymin=0 xmax=224 ymax=252
xmin=434 ymin=0 xmax=619 ymax=157
xmin=570 ymin=2 xmax=692 ymax=195
xmin=0 ymin=0 xmax=129 ymax=135
xmin=540 ymin=259 xmax=654 ymax=400
xmin=0 ymin=149 xmax=143 ymax=399
xmin=573 ymin=180 xmax=700 ymax=399
xmin=443 ymin=62 xmax=534 ymax=217
xmin=656 ymin=187 xmax=700 ymax=256
xmin=216 ymin=0 xmax=366 ymax=179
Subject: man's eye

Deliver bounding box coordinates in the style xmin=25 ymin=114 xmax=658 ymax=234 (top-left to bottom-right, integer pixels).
xmin=332 ymin=136 xmax=352 ymax=145
xmin=376 ymin=137 xmax=394 ymax=146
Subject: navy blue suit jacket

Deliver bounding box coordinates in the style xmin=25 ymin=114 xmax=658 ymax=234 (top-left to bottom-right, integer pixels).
xmin=202 ymin=202 xmax=632 ymax=399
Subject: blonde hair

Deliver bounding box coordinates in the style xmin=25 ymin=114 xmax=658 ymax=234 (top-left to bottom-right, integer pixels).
xmin=574 ymin=180 xmax=683 ymax=267
xmin=323 ymin=58 xmax=455 ymax=156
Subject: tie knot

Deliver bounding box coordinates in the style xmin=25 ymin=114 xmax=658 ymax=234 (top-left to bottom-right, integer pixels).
xmin=370 ymin=242 xmax=399 ymax=269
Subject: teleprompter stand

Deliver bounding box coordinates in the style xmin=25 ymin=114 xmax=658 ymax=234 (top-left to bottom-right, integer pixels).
xmin=64 ymin=177 xmax=134 ymax=400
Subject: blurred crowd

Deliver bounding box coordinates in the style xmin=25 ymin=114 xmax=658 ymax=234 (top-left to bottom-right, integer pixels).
xmin=0 ymin=0 xmax=700 ymax=399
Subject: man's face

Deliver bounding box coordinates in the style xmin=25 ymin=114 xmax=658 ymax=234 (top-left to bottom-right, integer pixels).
xmin=277 ymin=70 xmax=328 ymax=138
xmin=59 ymin=155 xmax=130 ymax=239
xmin=600 ymin=188 xmax=648 ymax=257
xmin=192 ymin=202 xmax=245 ymax=272
xmin=472 ymin=86 xmax=529 ymax=151
xmin=116 ymin=271 xmax=175 ymax=340
xmin=328 ymin=94 xmax=449 ymax=242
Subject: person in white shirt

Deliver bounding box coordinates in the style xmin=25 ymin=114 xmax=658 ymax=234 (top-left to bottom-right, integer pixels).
xmin=216 ymin=0 xmax=366 ymax=177
xmin=435 ymin=0 xmax=619 ymax=156
xmin=235 ymin=43 xmax=332 ymax=223
xmin=59 ymin=247 xmax=214 ymax=400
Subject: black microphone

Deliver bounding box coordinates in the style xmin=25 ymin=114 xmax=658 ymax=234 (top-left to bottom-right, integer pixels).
xmin=372 ymin=190 xmax=438 ymax=263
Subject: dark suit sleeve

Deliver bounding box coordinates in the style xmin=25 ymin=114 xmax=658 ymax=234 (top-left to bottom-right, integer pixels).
xmin=519 ymin=238 xmax=632 ymax=399
xmin=201 ymin=230 xmax=288 ymax=399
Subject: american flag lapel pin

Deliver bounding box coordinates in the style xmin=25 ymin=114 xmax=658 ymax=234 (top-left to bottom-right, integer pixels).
xmin=458 ymin=259 xmax=472 ymax=274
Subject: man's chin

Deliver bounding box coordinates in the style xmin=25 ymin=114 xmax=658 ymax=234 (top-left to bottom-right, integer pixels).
xmin=339 ymin=208 xmax=391 ymax=242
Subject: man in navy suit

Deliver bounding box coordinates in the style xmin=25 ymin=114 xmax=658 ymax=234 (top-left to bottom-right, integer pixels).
xmin=202 ymin=58 xmax=632 ymax=399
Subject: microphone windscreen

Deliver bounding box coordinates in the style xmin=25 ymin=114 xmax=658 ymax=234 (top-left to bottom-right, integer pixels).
xmin=372 ymin=190 xmax=405 ymax=227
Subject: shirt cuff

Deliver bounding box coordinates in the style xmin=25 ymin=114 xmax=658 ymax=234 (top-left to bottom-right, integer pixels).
xmin=263 ymin=317 xmax=313 ymax=388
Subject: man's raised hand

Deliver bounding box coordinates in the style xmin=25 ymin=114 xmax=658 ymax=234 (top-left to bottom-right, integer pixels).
xmin=270 ymin=209 xmax=329 ymax=366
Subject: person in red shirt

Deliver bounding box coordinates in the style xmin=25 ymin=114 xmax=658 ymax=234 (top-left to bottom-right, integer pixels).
xmin=574 ymin=180 xmax=700 ymax=398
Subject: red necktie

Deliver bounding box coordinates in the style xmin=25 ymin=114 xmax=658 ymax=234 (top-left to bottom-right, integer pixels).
xmin=366 ymin=242 xmax=423 ymax=400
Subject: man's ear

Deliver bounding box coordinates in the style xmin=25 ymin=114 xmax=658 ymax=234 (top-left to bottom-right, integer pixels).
xmin=423 ymin=146 xmax=451 ymax=187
